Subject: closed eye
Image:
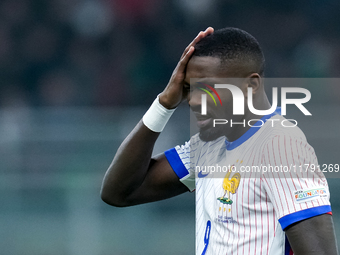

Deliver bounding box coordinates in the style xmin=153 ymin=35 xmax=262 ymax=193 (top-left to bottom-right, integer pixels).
xmin=184 ymin=83 xmax=193 ymax=92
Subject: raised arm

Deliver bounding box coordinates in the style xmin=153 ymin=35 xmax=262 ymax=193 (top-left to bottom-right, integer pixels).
xmin=100 ymin=27 xmax=214 ymax=207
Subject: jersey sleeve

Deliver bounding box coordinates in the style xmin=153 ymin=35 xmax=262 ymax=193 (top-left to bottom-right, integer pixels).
xmin=164 ymin=136 xmax=198 ymax=192
xmin=261 ymin=134 xmax=331 ymax=230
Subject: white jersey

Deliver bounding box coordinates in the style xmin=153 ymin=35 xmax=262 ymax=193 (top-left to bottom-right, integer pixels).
xmin=164 ymin=112 xmax=331 ymax=255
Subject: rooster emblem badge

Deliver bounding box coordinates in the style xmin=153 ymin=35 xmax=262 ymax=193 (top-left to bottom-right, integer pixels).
xmin=217 ymin=165 xmax=241 ymax=205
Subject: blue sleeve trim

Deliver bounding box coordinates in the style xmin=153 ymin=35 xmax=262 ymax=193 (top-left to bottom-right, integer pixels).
xmin=164 ymin=148 xmax=189 ymax=179
xmin=279 ymin=205 xmax=332 ymax=230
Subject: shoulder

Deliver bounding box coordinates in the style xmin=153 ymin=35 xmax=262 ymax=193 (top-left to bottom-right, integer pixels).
xmin=255 ymin=115 xmax=316 ymax=161
xmin=260 ymin=115 xmax=307 ymax=144
xmin=182 ymin=133 xmax=226 ymax=151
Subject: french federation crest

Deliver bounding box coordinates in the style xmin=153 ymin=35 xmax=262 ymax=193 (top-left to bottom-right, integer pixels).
xmin=217 ymin=165 xmax=241 ymax=205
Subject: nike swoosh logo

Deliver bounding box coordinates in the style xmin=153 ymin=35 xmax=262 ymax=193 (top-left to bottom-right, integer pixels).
xmin=198 ymin=171 xmax=209 ymax=178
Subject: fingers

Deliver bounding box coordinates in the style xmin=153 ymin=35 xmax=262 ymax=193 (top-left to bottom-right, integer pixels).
xmin=181 ymin=27 xmax=214 ymax=58
xmin=177 ymin=46 xmax=194 ymax=73
xmin=177 ymin=27 xmax=214 ymax=73
xmin=190 ymin=27 xmax=214 ymax=48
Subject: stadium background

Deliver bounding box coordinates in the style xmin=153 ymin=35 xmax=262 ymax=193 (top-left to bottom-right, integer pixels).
xmin=1 ymin=0 xmax=340 ymax=254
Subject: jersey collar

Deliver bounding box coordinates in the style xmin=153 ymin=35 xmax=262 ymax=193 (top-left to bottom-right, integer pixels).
xmin=225 ymin=108 xmax=281 ymax=151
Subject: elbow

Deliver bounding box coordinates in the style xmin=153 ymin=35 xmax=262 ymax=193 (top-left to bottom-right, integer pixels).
xmin=100 ymin=187 xmax=131 ymax=207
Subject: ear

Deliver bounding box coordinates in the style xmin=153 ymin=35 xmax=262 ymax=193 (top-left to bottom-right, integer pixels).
xmin=244 ymin=73 xmax=262 ymax=99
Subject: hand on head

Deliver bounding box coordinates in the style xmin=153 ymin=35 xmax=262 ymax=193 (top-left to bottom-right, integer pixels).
xmin=159 ymin=27 xmax=214 ymax=109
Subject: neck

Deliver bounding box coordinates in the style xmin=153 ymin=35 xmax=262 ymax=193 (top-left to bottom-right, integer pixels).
xmin=225 ymin=92 xmax=272 ymax=142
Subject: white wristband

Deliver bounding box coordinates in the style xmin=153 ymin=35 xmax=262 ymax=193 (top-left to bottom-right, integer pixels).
xmin=142 ymin=96 xmax=176 ymax=132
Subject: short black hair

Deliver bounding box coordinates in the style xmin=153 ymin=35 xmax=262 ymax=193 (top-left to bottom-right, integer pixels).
xmin=193 ymin=27 xmax=265 ymax=75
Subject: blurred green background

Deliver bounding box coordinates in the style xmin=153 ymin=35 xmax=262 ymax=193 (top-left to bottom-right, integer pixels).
xmin=1 ymin=0 xmax=340 ymax=254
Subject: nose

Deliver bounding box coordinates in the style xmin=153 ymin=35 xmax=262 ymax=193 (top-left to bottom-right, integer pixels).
xmin=188 ymin=89 xmax=203 ymax=112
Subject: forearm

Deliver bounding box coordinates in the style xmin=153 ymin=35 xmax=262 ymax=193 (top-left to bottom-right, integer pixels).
xmin=101 ymin=120 xmax=160 ymax=206
xmin=100 ymin=28 xmax=213 ymax=207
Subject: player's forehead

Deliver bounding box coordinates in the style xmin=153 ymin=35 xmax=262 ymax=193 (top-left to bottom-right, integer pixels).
xmin=185 ymin=56 xmax=222 ymax=79
xmin=184 ymin=56 xmax=237 ymax=85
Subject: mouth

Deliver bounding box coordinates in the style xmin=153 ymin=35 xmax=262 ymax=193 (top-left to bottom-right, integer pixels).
xmin=195 ymin=114 xmax=213 ymax=129
xmin=197 ymin=118 xmax=212 ymax=128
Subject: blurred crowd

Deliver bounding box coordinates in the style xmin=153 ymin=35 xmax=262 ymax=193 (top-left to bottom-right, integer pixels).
xmin=0 ymin=0 xmax=340 ymax=108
